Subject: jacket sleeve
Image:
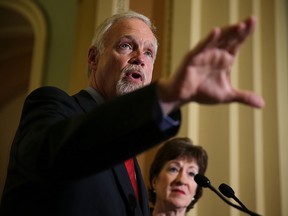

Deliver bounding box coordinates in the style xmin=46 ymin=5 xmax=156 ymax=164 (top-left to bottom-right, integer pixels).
xmin=11 ymin=83 xmax=181 ymax=179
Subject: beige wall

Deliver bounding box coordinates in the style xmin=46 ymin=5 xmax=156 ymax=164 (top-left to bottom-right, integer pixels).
xmin=0 ymin=0 xmax=287 ymax=215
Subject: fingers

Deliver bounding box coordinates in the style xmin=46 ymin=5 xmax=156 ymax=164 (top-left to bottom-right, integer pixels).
xmin=217 ymin=16 xmax=257 ymax=54
xmin=190 ymin=28 xmax=221 ymax=56
xmin=190 ymin=15 xmax=257 ymax=57
xmin=192 ymin=48 xmax=234 ymax=69
xmin=182 ymin=28 xmax=221 ymax=67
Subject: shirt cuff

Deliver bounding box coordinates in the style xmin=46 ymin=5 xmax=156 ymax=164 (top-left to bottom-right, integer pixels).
xmin=159 ymin=114 xmax=180 ymax=131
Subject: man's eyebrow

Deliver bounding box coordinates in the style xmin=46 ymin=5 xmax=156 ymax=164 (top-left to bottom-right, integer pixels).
xmin=118 ymin=35 xmax=156 ymax=50
xmin=118 ymin=35 xmax=134 ymax=41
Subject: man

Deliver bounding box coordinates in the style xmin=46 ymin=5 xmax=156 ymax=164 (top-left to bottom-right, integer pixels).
xmin=0 ymin=11 xmax=264 ymax=216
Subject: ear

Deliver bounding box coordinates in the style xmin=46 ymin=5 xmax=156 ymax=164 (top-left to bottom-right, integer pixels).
xmin=152 ymin=176 xmax=158 ymax=189
xmin=88 ymin=46 xmax=99 ymax=70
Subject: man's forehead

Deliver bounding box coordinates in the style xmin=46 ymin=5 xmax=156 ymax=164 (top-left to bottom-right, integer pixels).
xmin=106 ymin=18 xmax=156 ymax=48
xmin=109 ymin=18 xmax=152 ymax=35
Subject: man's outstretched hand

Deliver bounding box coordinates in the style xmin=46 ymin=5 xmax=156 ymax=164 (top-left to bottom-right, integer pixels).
xmin=158 ymin=16 xmax=265 ymax=115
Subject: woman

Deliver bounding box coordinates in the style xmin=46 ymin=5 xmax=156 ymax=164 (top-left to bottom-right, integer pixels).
xmin=148 ymin=137 xmax=208 ymax=216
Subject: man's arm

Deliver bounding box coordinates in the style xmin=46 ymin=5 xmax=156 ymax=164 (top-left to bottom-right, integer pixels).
xmin=14 ymin=84 xmax=180 ymax=179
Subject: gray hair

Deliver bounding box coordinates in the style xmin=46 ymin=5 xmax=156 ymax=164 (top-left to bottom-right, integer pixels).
xmin=88 ymin=11 xmax=158 ymax=76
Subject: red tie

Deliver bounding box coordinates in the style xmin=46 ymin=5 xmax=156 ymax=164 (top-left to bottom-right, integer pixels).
xmin=124 ymin=158 xmax=138 ymax=199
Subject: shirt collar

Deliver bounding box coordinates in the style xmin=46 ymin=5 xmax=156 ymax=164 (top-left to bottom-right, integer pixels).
xmin=85 ymin=86 xmax=105 ymax=105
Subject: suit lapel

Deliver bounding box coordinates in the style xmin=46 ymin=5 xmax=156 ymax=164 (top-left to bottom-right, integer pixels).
xmin=113 ymin=161 xmax=145 ymax=216
xmin=134 ymin=159 xmax=150 ymax=216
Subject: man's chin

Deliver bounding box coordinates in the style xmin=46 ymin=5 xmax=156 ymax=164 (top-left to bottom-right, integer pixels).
xmin=116 ymin=82 xmax=143 ymax=95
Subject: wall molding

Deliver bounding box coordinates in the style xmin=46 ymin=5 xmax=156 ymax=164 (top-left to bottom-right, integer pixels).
xmin=0 ymin=0 xmax=47 ymax=92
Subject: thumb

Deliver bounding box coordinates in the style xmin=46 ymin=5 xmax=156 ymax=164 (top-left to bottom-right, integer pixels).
xmin=234 ymin=90 xmax=265 ymax=108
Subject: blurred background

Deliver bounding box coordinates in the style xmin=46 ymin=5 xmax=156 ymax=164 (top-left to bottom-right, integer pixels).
xmin=0 ymin=0 xmax=287 ymax=215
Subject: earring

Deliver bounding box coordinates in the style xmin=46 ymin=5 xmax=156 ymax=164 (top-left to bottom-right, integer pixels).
xmin=192 ymin=197 xmax=195 ymax=201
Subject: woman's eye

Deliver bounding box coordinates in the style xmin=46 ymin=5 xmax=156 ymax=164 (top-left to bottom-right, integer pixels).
xmin=168 ymin=166 xmax=179 ymax=173
xmin=188 ymin=171 xmax=196 ymax=177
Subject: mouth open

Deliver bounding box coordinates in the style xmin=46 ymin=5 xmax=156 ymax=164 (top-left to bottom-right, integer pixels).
xmin=126 ymin=71 xmax=143 ymax=83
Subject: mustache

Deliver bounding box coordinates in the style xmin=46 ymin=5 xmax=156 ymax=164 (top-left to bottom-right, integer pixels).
xmin=121 ymin=65 xmax=146 ymax=81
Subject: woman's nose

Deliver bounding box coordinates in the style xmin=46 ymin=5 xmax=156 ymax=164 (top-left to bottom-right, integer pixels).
xmin=175 ymin=172 xmax=189 ymax=185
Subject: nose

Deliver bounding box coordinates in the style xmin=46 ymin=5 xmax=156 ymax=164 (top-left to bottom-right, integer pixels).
xmin=129 ymin=51 xmax=145 ymax=66
xmin=175 ymin=171 xmax=189 ymax=185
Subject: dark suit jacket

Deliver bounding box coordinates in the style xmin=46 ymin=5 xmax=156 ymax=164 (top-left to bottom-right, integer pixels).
xmin=0 ymin=83 xmax=180 ymax=216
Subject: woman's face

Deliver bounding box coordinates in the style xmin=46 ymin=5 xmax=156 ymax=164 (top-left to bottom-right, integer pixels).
xmin=152 ymin=157 xmax=199 ymax=211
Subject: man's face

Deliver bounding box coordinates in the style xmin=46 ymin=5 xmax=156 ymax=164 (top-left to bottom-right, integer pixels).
xmin=89 ymin=18 xmax=157 ymax=99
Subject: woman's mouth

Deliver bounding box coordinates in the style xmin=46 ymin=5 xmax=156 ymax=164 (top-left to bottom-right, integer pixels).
xmin=172 ymin=189 xmax=186 ymax=195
